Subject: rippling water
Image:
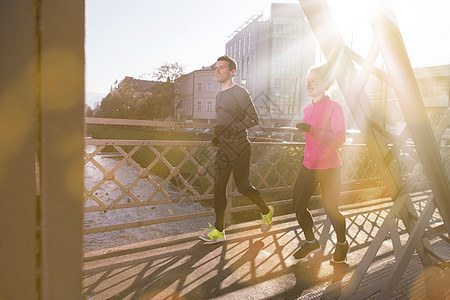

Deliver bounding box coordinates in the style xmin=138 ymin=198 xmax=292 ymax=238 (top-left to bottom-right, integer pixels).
xmin=84 ymin=146 xmax=214 ymax=251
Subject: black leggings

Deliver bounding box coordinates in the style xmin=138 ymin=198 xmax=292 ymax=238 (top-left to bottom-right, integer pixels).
xmin=293 ymin=165 xmax=346 ymax=243
xmin=214 ymin=142 xmax=269 ymax=232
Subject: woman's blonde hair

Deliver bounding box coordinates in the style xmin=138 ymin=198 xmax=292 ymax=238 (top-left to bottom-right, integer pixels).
xmin=308 ymin=63 xmax=336 ymax=92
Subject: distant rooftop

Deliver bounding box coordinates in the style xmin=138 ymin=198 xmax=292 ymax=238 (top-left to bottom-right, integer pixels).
xmin=118 ymin=76 xmax=160 ymax=92
xmin=227 ymin=14 xmax=263 ymax=39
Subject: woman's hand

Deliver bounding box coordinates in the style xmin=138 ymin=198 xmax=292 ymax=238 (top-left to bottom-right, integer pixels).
xmin=296 ymin=122 xmax=311 ymax=133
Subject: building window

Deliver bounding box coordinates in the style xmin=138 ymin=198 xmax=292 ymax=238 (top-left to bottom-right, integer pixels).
xmin=291 ymin=25 xmax=299 ymax=35
xmin=197 ymin=82 xmax=202 ymax=92
xmin=248 ymin=32 xmax=251 ymax=52
xmin=234 ymin=42 xmax=236 ymax=58
xmin=243 ymin=35 xmax=246 ymax=54
xmin=290 ymin=79 xmax=296 ymax=89
xmin=276 ymin=24 xmax=283 ymax=34
xmin=242 ymin=58 xmax=246 ymax=81
xmin=287 ymin=39 xmax=293 ymax=48
xmin=207 ymin=101 xmax=213 ymax=112
xmin=197 ymin=101 xmax=202 ymax=111
xmin=273 ymin=65 xmax=280 ymax=75
xmin=247 ymin=57 xmax=250 ymax=82
xmin=207 ymin=82 xmax=214 ymax=92
xmin=238 ymin=39 xmax=241 ymax=58
xmin=275 ymin=78 xmax=281 ymax=88
xmin=427 ymin=80 xmax=438 ymax=95
xmin=237 ymin=62 xmax=240 ymax=82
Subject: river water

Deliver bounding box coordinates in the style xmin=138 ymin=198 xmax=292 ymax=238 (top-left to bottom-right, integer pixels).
xmin=84 ymin=145 xmax=214 ymax=251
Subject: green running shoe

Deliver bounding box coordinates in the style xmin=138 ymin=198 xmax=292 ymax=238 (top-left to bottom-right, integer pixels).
xmin=261 ymin=205 xmax=274 ymax=232
xmin=199 ymin=223 xmax=226 ymax=244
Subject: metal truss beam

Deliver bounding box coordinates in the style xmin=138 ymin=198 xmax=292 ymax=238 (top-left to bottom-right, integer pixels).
xmin=299 ymin=0 xmax=450 ymax=298
xmin=372 ymin=5 xmax=450 ymax=230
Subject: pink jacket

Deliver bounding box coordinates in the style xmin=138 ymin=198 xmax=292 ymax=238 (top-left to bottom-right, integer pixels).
xmin=302 ymin=96 xmax=346 ymax=169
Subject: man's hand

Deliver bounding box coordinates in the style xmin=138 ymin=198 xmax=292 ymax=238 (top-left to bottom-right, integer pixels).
xmin=296 ymin=122 xmax=311 ymax=133
xmin=214 ymin=124 xmax=226 ymax=136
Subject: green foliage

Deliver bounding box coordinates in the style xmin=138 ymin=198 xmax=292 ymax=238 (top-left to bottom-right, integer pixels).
xmin=86 ymin=124 xmax=201 ymax=141
xmin=86 ymin=105 xmax=94 ymax=117
xmin=95 ymin=61 xmax=185 ymax=120
xmin=96 ymin=82 xmax=174 ymax=120
xmin=97 ymin=94 xmax=128 ymax=118
xmin=152 ymin=62 xmax=184 ymax=82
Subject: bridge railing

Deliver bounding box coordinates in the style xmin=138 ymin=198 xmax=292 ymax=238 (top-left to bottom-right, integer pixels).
xmin=84 ymin=141 xmax=413 ymax=233
xmin=83 ymin=118 xmax=442 ymax=248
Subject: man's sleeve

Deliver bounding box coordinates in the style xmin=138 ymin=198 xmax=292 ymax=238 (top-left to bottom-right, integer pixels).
xmin=235 ymin=87 xmax=259 ymax=132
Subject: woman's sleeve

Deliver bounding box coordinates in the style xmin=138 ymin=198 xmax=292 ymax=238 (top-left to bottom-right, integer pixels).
xmin=309 ymin=103 xmax=346 ymax=147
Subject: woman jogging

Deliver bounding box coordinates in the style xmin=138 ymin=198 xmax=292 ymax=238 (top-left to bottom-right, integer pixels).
xmin=292 ymin=63 xmax=349 ymax=263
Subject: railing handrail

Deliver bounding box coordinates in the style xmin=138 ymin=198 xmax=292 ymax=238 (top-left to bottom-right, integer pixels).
xmin=86 ymin=117 xmax=302 ymax=133
xmin=83 ymin=119 xmax=445 ymax=245
xmin=83 ymin=138 xmax=397 ymax=240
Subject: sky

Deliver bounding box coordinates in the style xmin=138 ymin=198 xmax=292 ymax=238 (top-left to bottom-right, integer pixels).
xmin=85 ymin=0 xmax=450 ymax=107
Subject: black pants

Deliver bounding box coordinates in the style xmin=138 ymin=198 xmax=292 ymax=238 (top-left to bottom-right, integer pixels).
xmin=293 ymin=164 xmax=346 ymax=243
xmin=214 ymin=139 xmax=268 ymax=232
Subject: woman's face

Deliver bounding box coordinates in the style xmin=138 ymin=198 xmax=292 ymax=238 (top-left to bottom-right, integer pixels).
xmin=306 ymin=71 xmax=327 ymax=98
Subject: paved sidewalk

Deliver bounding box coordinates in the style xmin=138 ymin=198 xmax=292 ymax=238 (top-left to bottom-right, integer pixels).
xmin=82 ymin=196 xmax=448 ymax=299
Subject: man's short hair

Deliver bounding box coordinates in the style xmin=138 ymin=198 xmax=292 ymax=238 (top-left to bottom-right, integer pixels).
xmin=217 ymin=55 xmax=237 ymax=71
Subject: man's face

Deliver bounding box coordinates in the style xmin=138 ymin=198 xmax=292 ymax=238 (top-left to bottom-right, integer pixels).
xmin=215 ymin=60 xmax=235 ymax=83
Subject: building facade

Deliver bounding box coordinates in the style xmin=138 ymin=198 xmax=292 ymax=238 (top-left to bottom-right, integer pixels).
xmin=174 ymin=66 xmax=219 ymax=123
xmin=225 ymin=3 xmax=315 ymax=126
xmin=363 ymin=64 xmax=450 ymax=143
xmin=173 ymin=3 xmax=315 ymax=126
xmin=414 ymin=64 xmax=450 ymax=126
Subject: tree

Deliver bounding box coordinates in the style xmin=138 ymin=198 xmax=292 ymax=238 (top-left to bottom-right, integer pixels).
xmin=96 ymin=63 xmax=184 ymax=120
xmin=152 ymin=62 xmax=184 ymax=83
xmin=151 ymin=62 xmax=184 ymax=121
xmin=97 ymin=94 xmax=128 ymax=118
xmin=96 ymin=82 xmax=175 ymax=120
xmin=86 ymin=105 xmax=95 ymax=117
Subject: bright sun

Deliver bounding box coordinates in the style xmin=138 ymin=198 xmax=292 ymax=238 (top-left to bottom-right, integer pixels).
xmin=325 ymin=0 xmax=450 ymax=68
xmin=327 ymin=0 xmax=378 ymax=51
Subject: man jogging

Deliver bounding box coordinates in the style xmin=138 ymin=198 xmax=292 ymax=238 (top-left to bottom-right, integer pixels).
xmin=199 ymin=55 xmax=274 ymax=244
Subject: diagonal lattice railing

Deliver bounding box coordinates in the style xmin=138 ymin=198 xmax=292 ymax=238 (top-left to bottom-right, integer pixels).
xmin=84 ymin=139 xmax=428 ymax=236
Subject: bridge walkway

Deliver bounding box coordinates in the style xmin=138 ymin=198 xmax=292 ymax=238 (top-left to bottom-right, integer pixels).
xmin=82 ymin=192 xmax=449 ymax=300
